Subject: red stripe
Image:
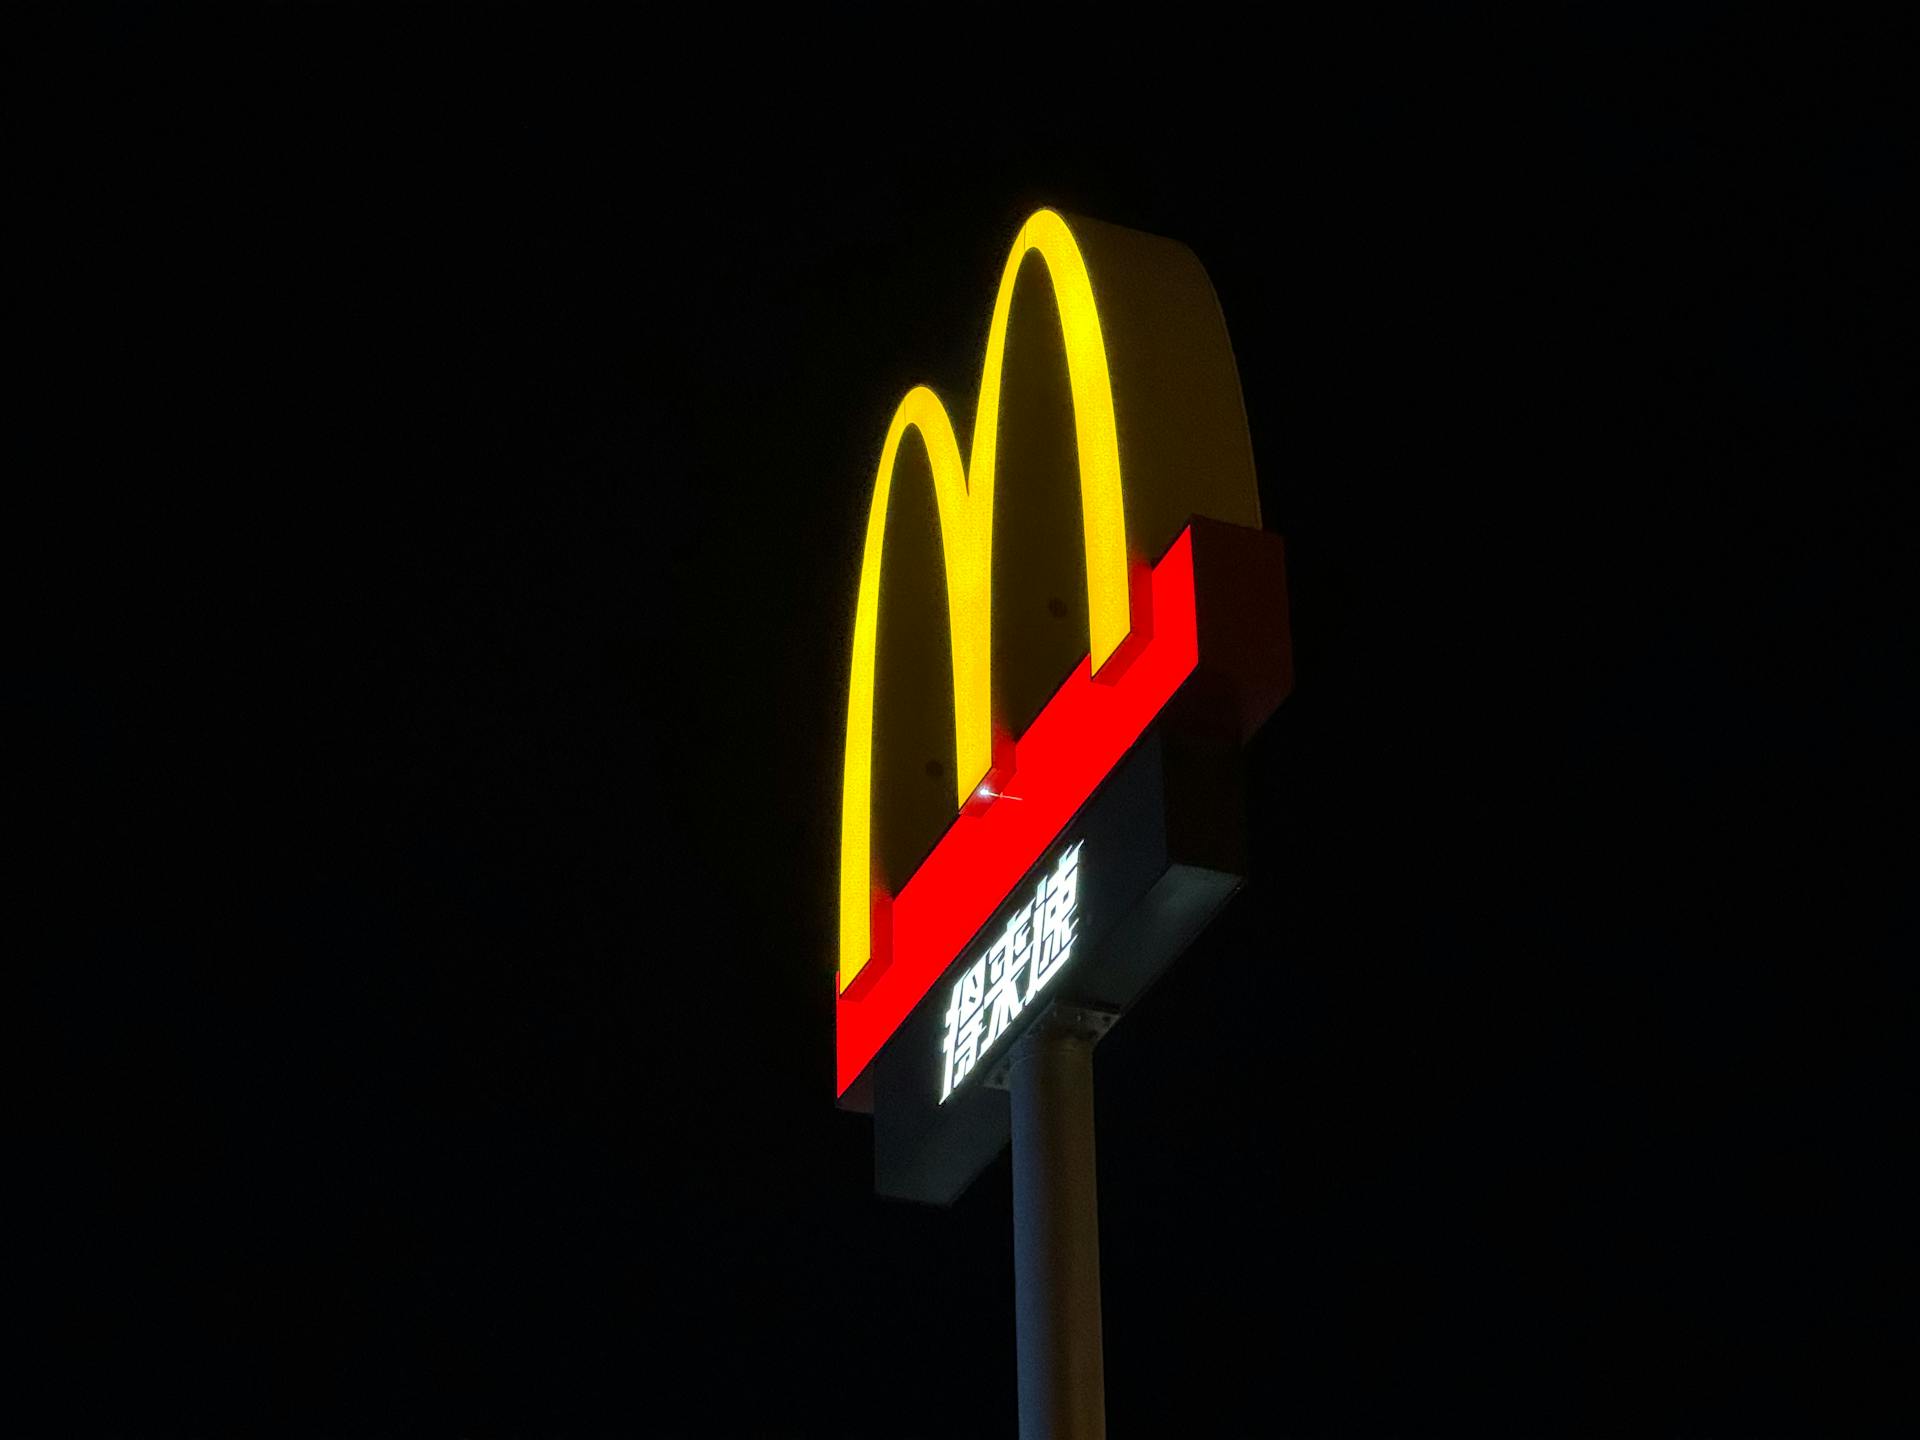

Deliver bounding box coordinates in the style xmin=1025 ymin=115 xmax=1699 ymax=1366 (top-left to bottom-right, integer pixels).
xmin=836 ymin=527 xmax=1199 ymax=1094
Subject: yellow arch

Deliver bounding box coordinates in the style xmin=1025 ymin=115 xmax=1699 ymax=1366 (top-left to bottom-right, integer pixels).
xmin=839 ymin=208 xmax=1130 ymax=995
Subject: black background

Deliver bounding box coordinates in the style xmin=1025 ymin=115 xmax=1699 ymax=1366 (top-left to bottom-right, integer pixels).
xmin=16 ymin=7 xmax=1914 ymax=1436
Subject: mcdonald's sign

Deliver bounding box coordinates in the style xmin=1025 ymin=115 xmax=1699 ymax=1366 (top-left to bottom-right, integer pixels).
xmin=840 ymin=209 xmax=1292 ymax=1202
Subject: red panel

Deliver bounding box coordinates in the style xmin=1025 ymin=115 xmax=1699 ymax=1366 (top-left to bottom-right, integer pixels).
xmin=836 ymin=527 xmax=1199 ymax=1095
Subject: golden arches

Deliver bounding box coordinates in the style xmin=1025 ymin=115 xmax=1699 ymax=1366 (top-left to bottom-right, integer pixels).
xmin=839 ymin=209 xmax=1132 ymax=996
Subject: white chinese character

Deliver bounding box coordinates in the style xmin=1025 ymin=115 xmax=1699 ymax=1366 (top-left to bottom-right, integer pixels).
xmin=939 ymin=957 xmax=987 ymax=1101
xmin=1007 ymin=897 xmax=1037 ymax=1003
xmin=983 ymin=901 xmax=1032 ymax=1048
xmin=937 ymin=843 xmax=1087 ymax=1103
xmin=1032 ymin=843 xmax=1080 ymax=992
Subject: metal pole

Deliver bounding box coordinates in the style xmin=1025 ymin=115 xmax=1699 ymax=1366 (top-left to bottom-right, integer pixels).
xmin=1010 ymin=1017 xmax=1106 ymax=1440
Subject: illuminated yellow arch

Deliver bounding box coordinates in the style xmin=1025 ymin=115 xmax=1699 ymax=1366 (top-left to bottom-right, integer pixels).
xmin=840 ymin=208 xmax=1130 ymax=995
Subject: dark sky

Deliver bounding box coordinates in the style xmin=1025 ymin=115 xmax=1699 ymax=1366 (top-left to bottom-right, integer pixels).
xmin=17 ymin=7 xmax=1913 ymax=1437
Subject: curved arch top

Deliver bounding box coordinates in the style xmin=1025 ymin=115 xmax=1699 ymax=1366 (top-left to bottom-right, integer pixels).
xmin=969 ymin=209 xmax=1132 ymax=678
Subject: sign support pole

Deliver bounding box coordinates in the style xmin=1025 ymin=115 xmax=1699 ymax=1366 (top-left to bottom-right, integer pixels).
xmin=1010 ymin=1015 xmax=1107 ymax=1440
